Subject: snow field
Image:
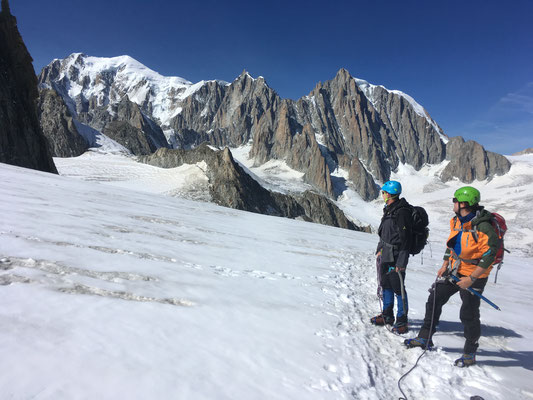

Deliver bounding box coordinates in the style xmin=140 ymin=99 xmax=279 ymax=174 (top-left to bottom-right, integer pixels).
xmin=1 ymin=151 xmax=533 ymax=399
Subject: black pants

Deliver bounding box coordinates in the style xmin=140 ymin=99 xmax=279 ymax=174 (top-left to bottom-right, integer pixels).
xmin=418 ymin=276 xmax=487 ymax=354
xmin=380 ymin=264 xmax=406 ymax=295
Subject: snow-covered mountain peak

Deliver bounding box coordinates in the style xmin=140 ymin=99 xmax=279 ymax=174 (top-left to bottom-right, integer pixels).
xmin=41 ymin=53 xmax=216 ymax=126
xmin=59 ymin=53 xmax=192 ymax=86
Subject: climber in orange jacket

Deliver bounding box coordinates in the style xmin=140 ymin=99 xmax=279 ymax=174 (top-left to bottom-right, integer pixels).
xmin=405 ymin=186 xmax=499 ymax=367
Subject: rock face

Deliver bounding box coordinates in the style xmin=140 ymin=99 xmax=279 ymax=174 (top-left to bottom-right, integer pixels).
xmin=165 ymin=69 xmax=449 ymax=199
xmin=0 ymin=1 xmax=57 ymax=173
xmin=349 ymin=159 xmax=380 ymax=201
xmin=38 ymin=54 xmax=512 ymax=198
xmin=37 ymin=88 xmax=88 ymax=157
xmin=441 ymin=137 xmax=511 ymax=183
xmin=138 ymin=143 xmax=366 ymax=231
xmin=99 ymin=96 xmax=169 ymax=155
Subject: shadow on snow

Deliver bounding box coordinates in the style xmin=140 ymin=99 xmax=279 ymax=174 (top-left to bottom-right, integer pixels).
xmin=408 ymin=319 xmax=531 ymax=370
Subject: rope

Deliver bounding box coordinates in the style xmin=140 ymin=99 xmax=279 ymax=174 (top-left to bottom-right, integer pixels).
xmin=397 ymin=275 xmax=439 ymax=400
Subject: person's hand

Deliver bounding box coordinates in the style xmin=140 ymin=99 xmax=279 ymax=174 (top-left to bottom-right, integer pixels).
xmin=437 ymin=261 xmax=450 ymax=277
xmin=437 ymin=265 xmax=448 ymax=277
xmin=456 ymin=276 xmax=473 ymax=289
xmin=395 ymin=267 xmax=405 ymax=272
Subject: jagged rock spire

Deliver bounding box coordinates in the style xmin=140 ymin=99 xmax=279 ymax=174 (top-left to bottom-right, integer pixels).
xmin=1 ymin=0 xmax=11 ymax=15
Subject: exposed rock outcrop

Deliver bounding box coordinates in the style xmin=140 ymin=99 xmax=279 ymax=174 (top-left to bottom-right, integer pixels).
xmin=348 ymin=159 xmax=380 ymax=201
xmin=0 ymin=1 xmax=57 ymax=173
xmin=441 ymin=136 xmax=511 ymax=182
xmin=37 ymin=88 xmax=88 ymax=157
xmin=100 ymin=96 xmax=169 ymax=155
xmin=138 ymin=143 xmax=366 ymax=231
xmin=165 ymin=68 xmax=450 ymax=199
xmin=359 ymin=82 xmax=446 ymax=171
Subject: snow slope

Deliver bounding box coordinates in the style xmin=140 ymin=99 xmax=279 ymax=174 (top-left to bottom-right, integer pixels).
xmin=1 ymin=154 xmax=533 ymax=399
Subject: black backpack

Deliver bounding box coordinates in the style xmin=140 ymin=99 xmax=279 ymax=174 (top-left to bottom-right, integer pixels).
xmin=409 ymin=206 xmax=429 ymax=255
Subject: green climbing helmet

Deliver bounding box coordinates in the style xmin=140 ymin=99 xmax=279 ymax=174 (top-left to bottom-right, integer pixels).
xmin=454 ymin=186 xmax=481 ymax=206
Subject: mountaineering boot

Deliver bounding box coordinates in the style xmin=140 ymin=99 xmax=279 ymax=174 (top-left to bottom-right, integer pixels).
xmin=392 ymin=321 xmax=409 ymax=334
xmin=392 ymin=315 xmax=408 ymax=334
xmin=404 ymin=337 xmax=433 ymax=349
xmin=370 ymin=314 xmax=394 ymax=326
xmin=454 ymin=353 xmax=476 ymax=367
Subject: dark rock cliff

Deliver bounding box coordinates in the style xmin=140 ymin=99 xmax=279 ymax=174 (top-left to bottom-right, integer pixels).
xmin=0 ymin=1 xmax=57 ymax=173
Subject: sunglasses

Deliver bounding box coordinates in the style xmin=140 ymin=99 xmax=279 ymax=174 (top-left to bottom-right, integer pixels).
xmin=452 ymin=198 xmax=459 ymax=203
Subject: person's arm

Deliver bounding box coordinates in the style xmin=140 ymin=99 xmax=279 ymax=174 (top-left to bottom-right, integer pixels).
xmin=437 ymin=259 xmax=450 ymax=277
xmin=476 ymin=221 xmax=500 ymax=268
xmin=394 ymin=208 xmax=412 ymax=269
xmin=376 ymin=240 xmax=383 ymax=255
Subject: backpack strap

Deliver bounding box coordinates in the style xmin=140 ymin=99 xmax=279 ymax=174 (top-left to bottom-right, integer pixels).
xmin=452 ymin=216 xmax=479 ymax=242
xmin=448 ymin=248 xmax=481 ymax=265
xmin=447 ymin=248 xmax=481 ymax=276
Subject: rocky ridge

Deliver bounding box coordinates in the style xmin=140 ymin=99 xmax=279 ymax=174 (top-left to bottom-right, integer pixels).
xmin=0 ymin=0 xmax=57 ymax=173
xmin=441 ymin=137 xmax=511 ymax=183
xmin=138 ymin=143 xmax=367 ymax=232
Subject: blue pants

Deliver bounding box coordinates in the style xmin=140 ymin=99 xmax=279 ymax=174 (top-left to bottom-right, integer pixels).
xmin=381 ymin=266 xmax=408 ymax=321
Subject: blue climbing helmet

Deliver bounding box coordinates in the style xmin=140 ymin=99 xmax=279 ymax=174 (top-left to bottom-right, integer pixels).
xmin=381 ymin=180 xmax=402 ymax=196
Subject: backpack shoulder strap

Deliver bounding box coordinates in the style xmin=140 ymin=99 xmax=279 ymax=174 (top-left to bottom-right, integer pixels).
xmin=452 ymin=215 xmax=479 ymax=241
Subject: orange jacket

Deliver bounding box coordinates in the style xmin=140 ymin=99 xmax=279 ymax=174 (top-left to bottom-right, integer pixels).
xmin=443 ymin=209 xmax=499 ymax=278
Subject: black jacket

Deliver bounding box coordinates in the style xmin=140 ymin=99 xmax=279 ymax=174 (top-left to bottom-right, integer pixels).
xmin=376 ymin=197 xmax=413 ymax=268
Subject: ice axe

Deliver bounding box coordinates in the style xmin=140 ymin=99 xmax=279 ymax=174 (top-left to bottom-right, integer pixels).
xmin=448 ymin=275 xmax=501 ymax=311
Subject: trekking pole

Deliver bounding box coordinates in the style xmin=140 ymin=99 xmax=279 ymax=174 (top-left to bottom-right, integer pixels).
xmin=397 ymin=270 xmax=407 ymax=316
xmin=448 ymin=275 xmax=501 ymax=311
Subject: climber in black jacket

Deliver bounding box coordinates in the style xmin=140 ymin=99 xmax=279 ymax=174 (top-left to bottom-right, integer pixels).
xmin=371 ymin=180 xmax=413 ymax=334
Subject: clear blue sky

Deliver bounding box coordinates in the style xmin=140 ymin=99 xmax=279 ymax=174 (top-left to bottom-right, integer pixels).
xmin=11 ymin=0 xmax=533 ymax=154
